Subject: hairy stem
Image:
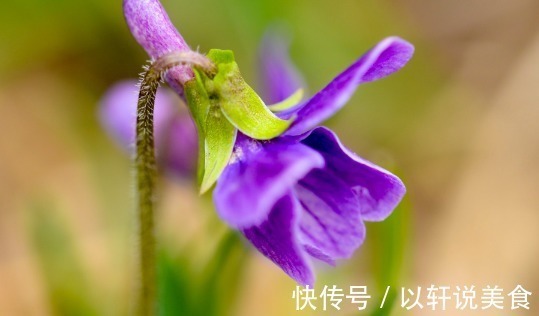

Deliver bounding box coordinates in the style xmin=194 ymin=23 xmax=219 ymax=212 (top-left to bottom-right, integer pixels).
xmin=133 ymin=51 xmax=215 ymax=315
xmin=135 ymin=67 xmax=161 ymax=316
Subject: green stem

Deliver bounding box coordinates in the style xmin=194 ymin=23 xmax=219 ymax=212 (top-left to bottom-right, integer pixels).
xmin=135 ymin=67 xmax=161 ymax=316
xmin=132 ymin=51 xmax=214 ymax=315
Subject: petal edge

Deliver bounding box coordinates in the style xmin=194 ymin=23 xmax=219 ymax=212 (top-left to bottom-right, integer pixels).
xmin=214 ymin=137 xmax=324 ymax=229
xmin=286 ymin=37 xmax=414 ymax=135
xmin=242 ymin=193 xmax=315 ymax=286
xmin=301 ymin=127 xmax=406 ymax=222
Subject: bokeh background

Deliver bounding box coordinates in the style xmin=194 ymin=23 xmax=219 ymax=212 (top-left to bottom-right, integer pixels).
xmin=1 ymin=0 xmax=538 ymax=315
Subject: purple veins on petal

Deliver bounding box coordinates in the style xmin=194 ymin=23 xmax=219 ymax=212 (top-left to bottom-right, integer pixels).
xmin=295 ymin=168 xmax=366 ymax=264
xmin=242 ymin=193 xmax=314 ymax=286
xmin=212 ymin=128 xmax=404 ymax=285
xmin=213 ymin=135 xmax=324 ymax=229
xmin=213 ymin=127 xmax=405 ymax=284
xmin=300 ymin=127 xmax=406 ymax=222
xmin=210 ymin=34 xmax=411 ymax=285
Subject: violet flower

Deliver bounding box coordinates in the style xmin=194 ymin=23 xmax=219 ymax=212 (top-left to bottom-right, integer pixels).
xmin=216 ymin=36 xmax=412 ymax=285
xmin=99 ymin=80 xmax=197 ymax=176
xmin=123 ymin=0 xmax=413 ymax=286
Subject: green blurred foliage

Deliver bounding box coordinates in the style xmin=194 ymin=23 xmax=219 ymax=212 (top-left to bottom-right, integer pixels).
xmin=27 ymin=200 xmax=101 ymax=316
xmin=158 ymin=232 xmax=247 ymax=316
xmin=367 ymin=195 xmax=413 ymax=315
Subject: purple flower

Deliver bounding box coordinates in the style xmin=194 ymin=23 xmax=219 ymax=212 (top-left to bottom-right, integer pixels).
xmin=123 ymin=0 xmax=203 ymax=98
xmin=99 ymin=80 xmax=197 ymax=177
xmin=123 ymin=0 xmax=413 ymax=285
xmin=215 ymin=36 xmax=412 ymax=285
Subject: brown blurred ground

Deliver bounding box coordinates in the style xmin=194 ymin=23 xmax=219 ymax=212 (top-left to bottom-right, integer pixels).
xmin=1 ymin=0 xmax=539 ymax=315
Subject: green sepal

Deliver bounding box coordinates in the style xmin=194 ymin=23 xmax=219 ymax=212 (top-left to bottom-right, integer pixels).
xmin=185 ymin=72 xmax=236 ymax=193
xmin=207 ymin=49 xmax=294 ymax=140
xmin=200 ymin=101 xmax=237 ymax=194
xmin=184 ymin=73 xmax=210 ymax=188
xmin=185 ymin=71 xmax=210 ymax=131
xmin=207 ymin=49 xmax=235 ymax=65
xmin=184 ymin=49 xmax=295 ymax=193
xmin=267 ymin=88 xmax=304 ymax=112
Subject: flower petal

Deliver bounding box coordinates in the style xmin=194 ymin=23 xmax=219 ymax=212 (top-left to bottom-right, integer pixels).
xmin=213 ymin=136 xmax=324 ymax=229
xmin=301 ymin=127 xmax=405 ymax=221
xmin=285 ymin=37 xmax=414 ymax=135
xmin=99 ymin=80 xmax=175 ymax=152
xmin=123 ymin=0 xmax=193 ymax=85
xmin=99 ymin=80 xmax=197 ymax=175
xmin=295 ymin=168 xmax=366 ymax=263
xmin=159 ymin=115 xmax=198 ymax=177
xmin=258 ymin=30 xmax=305 ymax=104
xmin=123 ymin=0 xmax=190 ymax=59
xmin=242 ymin=193 xmax=314 ymax=286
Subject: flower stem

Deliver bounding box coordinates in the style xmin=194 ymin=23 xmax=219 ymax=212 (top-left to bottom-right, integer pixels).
xmin=135 ymin=66 xmax=161 ymax=316
xmin=132 ymin=51 xmax=214 ymax=315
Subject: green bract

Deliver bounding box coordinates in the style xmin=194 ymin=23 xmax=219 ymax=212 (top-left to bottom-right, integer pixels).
xmin=267 ymin=89 xmax=304 ymax=112
xmin=185 ymin=71 xmax=236 ymax=194
xmin=209 ymin=50 xmax=293 ymax=140
xmin=184 ymin=49 xmax=300 ymax=193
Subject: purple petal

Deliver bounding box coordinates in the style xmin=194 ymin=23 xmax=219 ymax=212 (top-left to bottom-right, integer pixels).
xmin=99 ymin=81 xmax=139 ymax=149
xmin=123 ymin=0 xmax=190 ymax=59
xmin=99 ymin=80 xmax=197 ymax=175
xmin=123 ymin=0 xmax=193 ymax=85
xmin=99 ymin=80 xmax=174 ymax=151
xmin=213 ymin=136 xmax=324 ymax=229
xmin=258 ymin=30 xmax=305 ymax=104
xmin=242 ymin=193 xmax=314 ymax=286
xmin=285 ymin=37 xmax=414 ymax=135
xmin=301 ymin=127 xmax=405 ymax=222
xmin=295 ymin=168 xmax=366 ymax=263
xmin=158 ymin=114 xmax=198 ymax=177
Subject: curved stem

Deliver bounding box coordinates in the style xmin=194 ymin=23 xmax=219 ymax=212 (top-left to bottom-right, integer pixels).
xmin=135 ymin=67 xmax=161 ymax=316
xmin=132 ymin=51 xmax=215 ymax=315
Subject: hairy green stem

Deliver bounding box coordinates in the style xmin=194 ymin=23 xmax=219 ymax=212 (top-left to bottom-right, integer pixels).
xmin=135 ymin=67 xmax=161 ymax=316
xmin=133 ymin=51 xmax=215 ymax=315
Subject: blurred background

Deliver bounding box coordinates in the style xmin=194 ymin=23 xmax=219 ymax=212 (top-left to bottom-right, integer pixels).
xmin=1 ymin=0 xmax=538 ymax=315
